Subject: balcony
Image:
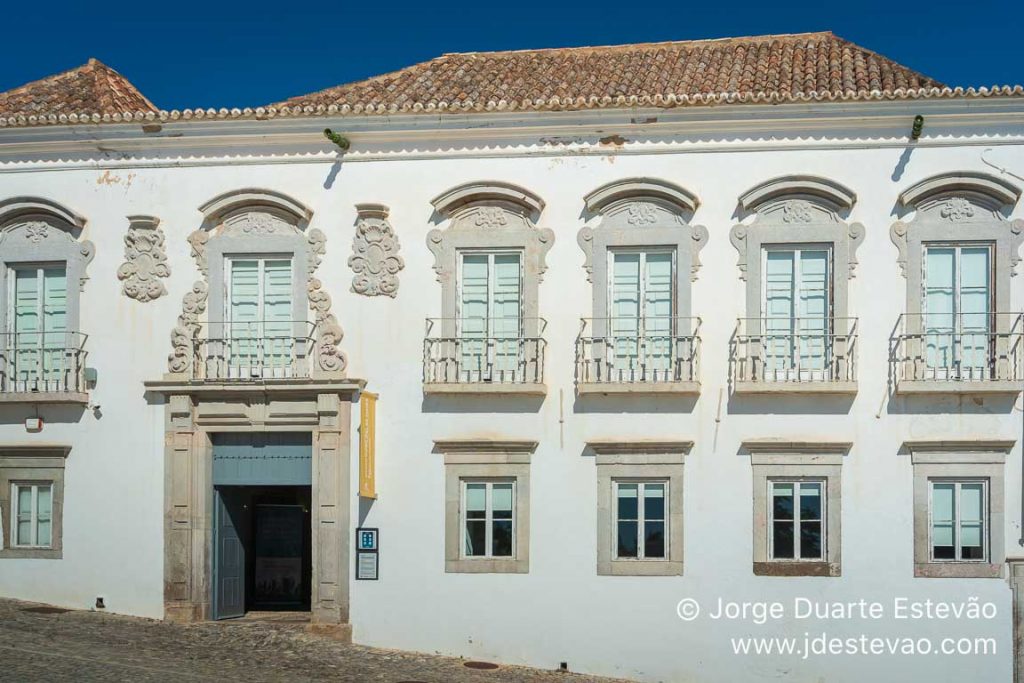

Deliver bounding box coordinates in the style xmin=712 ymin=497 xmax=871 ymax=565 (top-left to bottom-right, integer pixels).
xmin=731 ymin=317 xmax=858 ymax=394
xmin=190 ymin=321 xmax=317 ymax=382
xmin=575 ymin=317 xmax=701 ymax=395
xmin=891 ymin=313 xmax=1024 ymax=395
xmin=423 ymin=318 xmax=546 ymax=395
xmin=0 ymin=332 xmax=89 ymax=403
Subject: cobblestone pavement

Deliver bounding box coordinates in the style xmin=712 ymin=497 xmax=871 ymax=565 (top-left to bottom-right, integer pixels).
xmin=0 ymin=599 xmax=629 ymax=682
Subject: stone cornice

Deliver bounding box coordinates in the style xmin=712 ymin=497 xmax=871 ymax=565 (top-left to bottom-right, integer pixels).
xmin=904 ymin=440 xmax=1016 ymax=455
xmin=586 ymin=441 xmax=694 ymax=455
xmin=433 ymin=440 xmax=538 ymax=455
xmin=741 ymin=440 xmax=853 ymax=455
xmin=0 ymin=445 xmax=71 ymax=457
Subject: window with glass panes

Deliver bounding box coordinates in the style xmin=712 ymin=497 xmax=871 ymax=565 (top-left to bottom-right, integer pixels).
xmin=762 ymin=247 xmax=831 ymax=378
xmin=12 ymin=482 xmax=53 ymax=548
xmin=9 ymin=265 xmax=67 ymax=388
xmin=608 ymin=250 xmax=674 ymax=376
xmin=923 ymin=245 xmax=992 ymax=376
xmin=614 ymin=481 xmax=667 ymax=560
xmin=930 ymin=480 xmax=987 ymax=561
xmin=769 ymin=480 xmax=824 ymax=560
xmin=225 ymin=257 xmax=293 ymax=372
xmin=462 ymin=480 xmax=515 ymax=558
xmin=457 ymin=252 xmax=522 ymax=381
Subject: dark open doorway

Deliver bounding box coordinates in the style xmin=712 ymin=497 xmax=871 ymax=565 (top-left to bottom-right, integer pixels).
xmin=213 ymin=485 xmax=312 ymax=619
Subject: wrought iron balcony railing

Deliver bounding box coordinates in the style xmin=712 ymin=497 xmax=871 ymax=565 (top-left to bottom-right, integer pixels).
xmin=891 ymin=312 xmax=1024 ymax=391
xmin=190 ymin=321 xmax=317 ymax=381
xmin=732 ymin=317 xmax=858 ymax=392
xmin=0 ymin=331 xmax=89 ymax=396
xmin=575 ymin=317 xmax=701 ymax=392
xmin=423 ymin=317 xmax=546 ymax=390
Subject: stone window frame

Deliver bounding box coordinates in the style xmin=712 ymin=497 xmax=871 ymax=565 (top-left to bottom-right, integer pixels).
xmin=745 ymin=440 xmax=849 ymax=577
xmin=436 ymin=439 xmax=535 ymax=574
xmin=906 ymin=440 xmax=1011 ymax=578
xmin=578 ymin=178 xmax=708 ymax=331
xmin=428 ymin=182 xmax=553 ymax=340
xmin=890 ymin=172 xmax=1023 ymax=391
xmin=0 ymin=446 xmax=69 ymax=559
xmin=590 ymin=441 xmax=690 ymax=576
xmin=0 ymin=197 xmax=95 ymax=339
xmin=167 ymin=188 xmax=346 ymax=377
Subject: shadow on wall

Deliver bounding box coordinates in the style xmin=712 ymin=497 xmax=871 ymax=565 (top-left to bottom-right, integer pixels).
xmin=421 ymin=394 xmax=545 ymax=414
xmin=573 ymin=394 xmax=698 ymax=414
xmin=0 ymin=404 xmax=88 ymax=425
xmin=727 ymin=393 xmax=855 ymax=416
xmin=887 ymin=393 xmax=1021 ymax=416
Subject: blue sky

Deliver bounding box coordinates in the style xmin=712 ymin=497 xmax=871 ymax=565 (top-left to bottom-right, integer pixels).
xmin=4 ymin=0 xmax=1021 ymax=110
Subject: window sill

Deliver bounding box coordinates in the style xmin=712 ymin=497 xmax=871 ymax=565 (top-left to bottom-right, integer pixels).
xmin=896 ymin=380 xmax=1022 ymax=396
xmin=0 ymin=391 xmax=88 ymax=405
xmin=425 ymin=382 xmax=546 ymax=397
xmin=0 ymin=547 xmax=62 ymax=560
xmin=914 ymin=562 xmax=1002 ymax=578
xmin=754 ymin=561 xmax=840 ymax=577
xmin=599 ymin=559 xmax=683 ymax=576
xmin=734 ymin=381 xmax=857 ymax=395
xmin=577 ymin=381 xmax=699 ymax=396
xmin=446 ymin=558 xmax=528 ymax=574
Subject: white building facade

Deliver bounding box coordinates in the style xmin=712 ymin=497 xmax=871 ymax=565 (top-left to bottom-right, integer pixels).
xmin=0 ymin=34 xmax=1023 ymax=682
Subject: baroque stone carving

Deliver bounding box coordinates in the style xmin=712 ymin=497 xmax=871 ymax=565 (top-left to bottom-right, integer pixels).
xmin=24 ymin=222 xmax=49 ymax=243
xmin=167 ymin=281 xmax=209 ymax=374
xmin=118 ymin=216 xmax=169 ymax=302
xmin=1 ymin=218 xmax=95 ymax=291
xmin=782 ymin=200 xmax=814 ymax=223
xmin=626 ymin=203 xmax=658 ymax=225
xmin=349 ymin=204 xmax=404 ymax=298
xmin=306 ymin=228 xmax=347 ymax=373
xmin=939 ymin=197 xmax=975 ymax=222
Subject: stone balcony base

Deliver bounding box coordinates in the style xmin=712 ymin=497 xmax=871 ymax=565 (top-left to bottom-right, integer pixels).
xmin=577 ymin=381 xmax=700 ymax=396
xmin=0 ymin=391 xmax=89 ymax=405
xmin=896 ymin=379 xmax=1023 ymax=395
xmin=423 ymin=382 xmax=546 ymax=396
xmin=733 ymin=380 xmax=858 ymax=395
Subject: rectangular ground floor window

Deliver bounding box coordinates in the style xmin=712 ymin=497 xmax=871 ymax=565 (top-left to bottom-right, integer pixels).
xmin=909 ymin=441 xmax=1007 ymax=578
xmin=0 ymin=447 xmax=67 ymax=559
xmin=614 ymin=481 xmax=667 ymax=560
xmin=929 ymin=480 xmax=988 ymax=562
xmin=12 ymin=482 xmax=53 ymax=548
xmin=462 ymin=480 xmax=515 ymax=558
xmin=746 ymin=441 xmax=847 ymax=577
xmin=437 ymin=440 xmax=534 ymax=574
xmin=769 ymin=480 xmax=824 ymax=561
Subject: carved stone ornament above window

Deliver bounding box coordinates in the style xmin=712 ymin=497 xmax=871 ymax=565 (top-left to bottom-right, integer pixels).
xmin=0 ymin=197 xmax=94 ymax=292
xmin=578 ymin=178 xmax=708 ymax=284
xmin=890 ymin=171 xmax=1023 ymax=280
xmin=167 ymin=188 xmax=346 ymax=376
xmin=117 ymin=215 xmax=169 ymax=302
xmin=349 ymin=204 xmax=404 ymax=298
xmin=729 ymin=176 xmax=863 ymax=322
xmin=428 ymin=181 xmax=553 ymax=336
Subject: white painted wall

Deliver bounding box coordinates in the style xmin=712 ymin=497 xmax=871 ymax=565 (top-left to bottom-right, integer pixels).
xmin=0 ymin=101 xmax=1021 ymax=681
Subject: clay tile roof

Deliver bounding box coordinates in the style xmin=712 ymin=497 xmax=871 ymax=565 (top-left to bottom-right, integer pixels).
xmin=274 ymin=31 xmax=946 ymax=113
xmin=0 ymin=58 xmax=156 ymax=117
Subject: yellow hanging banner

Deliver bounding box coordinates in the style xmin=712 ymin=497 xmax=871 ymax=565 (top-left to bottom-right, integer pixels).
xmin=359 ymin=391 xmax=378 ymax=499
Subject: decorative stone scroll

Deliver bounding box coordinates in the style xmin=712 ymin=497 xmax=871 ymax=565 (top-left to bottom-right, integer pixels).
xmin=167 ymin=188 xmax=346 ymax=375
xmin=349 ymin=204 xmax=404 ymax=297
xmin=118 ymin=215 xmax=169 ymax=302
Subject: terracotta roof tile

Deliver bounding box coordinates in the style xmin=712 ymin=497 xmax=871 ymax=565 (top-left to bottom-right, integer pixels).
xmin=276 ymin=32 xmax=945 ymax=112
xmin=0 ymin=58 xmax=156 ymax=117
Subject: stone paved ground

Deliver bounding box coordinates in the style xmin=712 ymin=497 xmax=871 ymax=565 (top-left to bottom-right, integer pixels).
xmin=0 ymin=599 xmax=628 ymax=682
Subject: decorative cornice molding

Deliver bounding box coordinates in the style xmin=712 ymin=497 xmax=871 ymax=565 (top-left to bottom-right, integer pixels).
xmin=431 ymin=181 xmax=545 ymax=217
xmin=898 ymin=171 xmax=1021 ymax=209
xmin=587 ymin=441 xmax=693 ymax=455
xmin=349 ymin=203 xmax=403 ymax=298
xmin=433 ymin=440 xmax=538 ymax=455
xmin=0 ymin=196 xmax=86 ymax=228
xmin=584 ymin=178 xmax=699 ymax=214
xmin=904 ymin=440 xmax=1016 ymax=454
xmin=742 ymin=440 xmax=853 ymax=454
xmin=117 ymin=215 xmax=169 ymax=302
xmin=0 ymin=445 xmax=71 ymax=457
xmin=739 ymin=175 xmax=857 ymax=213
xmin=198 ymin=188 xmax=313 ymax=226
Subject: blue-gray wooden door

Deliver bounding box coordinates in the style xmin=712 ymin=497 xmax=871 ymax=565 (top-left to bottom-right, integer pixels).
xmin=213 ymin=488 xmax=245 ymax=619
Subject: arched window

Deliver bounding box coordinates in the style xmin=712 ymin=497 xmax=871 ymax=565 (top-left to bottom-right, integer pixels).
xmin=890 ymin=172 xmax=1023 ymax=391
xmin=729 ymin=176 xmax=863 ymax=392
xmin=0 ymin=197 xmax=93 ymax=397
